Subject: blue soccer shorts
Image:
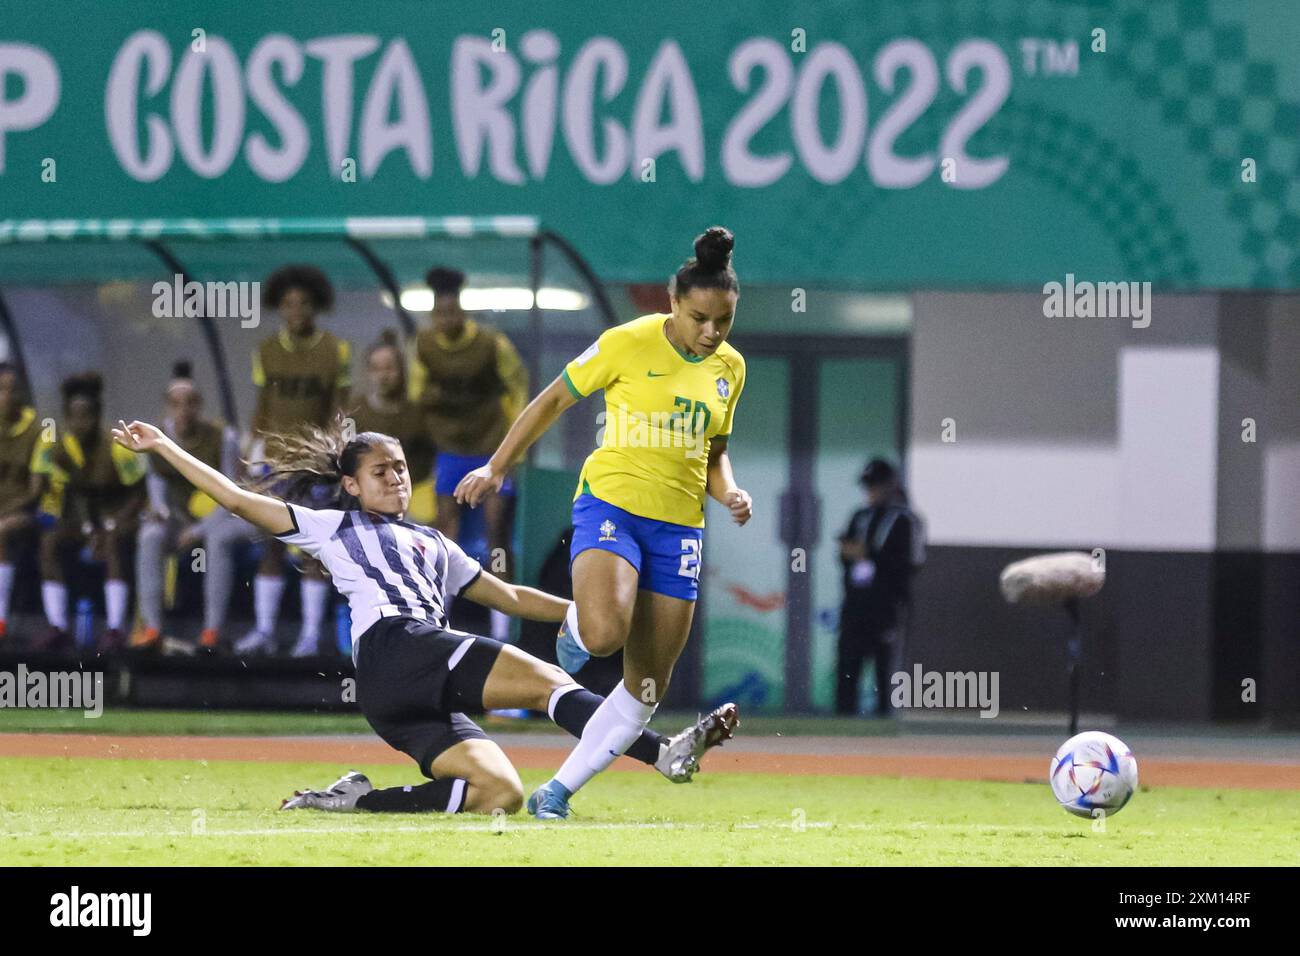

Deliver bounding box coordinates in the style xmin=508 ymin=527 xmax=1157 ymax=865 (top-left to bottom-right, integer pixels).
xmin=435 ymin=452 xmax=515 ymax=498
xmin=569 ymin=493 xmax=702 ymax=601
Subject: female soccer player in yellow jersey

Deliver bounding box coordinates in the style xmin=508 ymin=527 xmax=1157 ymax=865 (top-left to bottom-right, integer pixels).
xmin=455 ymin=226 xmax=751 ymax=819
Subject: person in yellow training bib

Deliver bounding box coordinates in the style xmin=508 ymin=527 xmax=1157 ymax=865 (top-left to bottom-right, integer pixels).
xmin=240 ymin=264 xmax=352 ymax=659
xmin=455 ymin=226 xmax=750 ymax=820
xmin=32 ymin=372 xmax=147 ymax=655
xmin=0 ymin=362 xmax=46 ymax=644
xmin=409 ymin=265 xmax=528 ymax=643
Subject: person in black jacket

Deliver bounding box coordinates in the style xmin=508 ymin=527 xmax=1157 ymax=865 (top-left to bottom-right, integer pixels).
xmin=835 ymin=458 xmax=924 ymax=716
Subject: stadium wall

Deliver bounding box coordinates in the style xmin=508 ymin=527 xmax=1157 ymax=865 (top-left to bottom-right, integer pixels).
xmin=906 ymin=292 xmax=1300 ymax=723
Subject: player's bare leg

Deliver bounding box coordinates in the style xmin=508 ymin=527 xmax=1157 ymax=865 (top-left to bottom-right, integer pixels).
xmin=480 ymin=643 xmax=573 ymax=712
xmin=622 ymin=589 xmax=695 ymax=705
xmin=623 ymin=591 xmax=740 ymax=778
xmin=428 ymin=739 xmax=524 ymax=814
xmin=558 ymin=548 xmax=638 ymax=671
xmin=529 ymin=588 xmax=699 ymax=819
xmin=480 ymin=643 xmax=715 ymax=783
xmin=280 ymin=740 xmax=523 ymax=815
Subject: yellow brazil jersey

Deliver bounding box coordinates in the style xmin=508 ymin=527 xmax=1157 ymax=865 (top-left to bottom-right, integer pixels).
xmin=32 ymin=431 xmax=147 ymax=519
xmin=562 ymin=313 xmax=746 ymax=528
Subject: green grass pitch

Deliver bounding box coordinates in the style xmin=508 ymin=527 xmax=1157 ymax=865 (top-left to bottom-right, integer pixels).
xmin=2 ymin=755 xmax=1295 ymax=866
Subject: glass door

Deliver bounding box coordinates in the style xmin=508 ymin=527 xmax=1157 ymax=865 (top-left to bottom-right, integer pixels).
xmin=810 ymin=357 xmax=904 ymax=711
xmin=700 ymin=356 xmax=790 ymax=711
xmin=698 ymin=341 xmax=906 ymax=714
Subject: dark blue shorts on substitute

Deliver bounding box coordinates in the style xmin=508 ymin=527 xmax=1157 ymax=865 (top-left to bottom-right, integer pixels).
xmin=435 ymin=452 xmax=515 ymax=498
xmin=569 ymin=493 xmax=703 ymax=601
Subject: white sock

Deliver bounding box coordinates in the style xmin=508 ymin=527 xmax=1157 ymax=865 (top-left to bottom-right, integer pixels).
xmin=42 ymin=581 xmax=68 ymax=631
xmin=553 ymin=682 xmax=656 ymax=795
xmin=0 ymin=563 xmax=14 ymax=621
xmin=300 ymin=578 xmax=329 ymax=639
xmin=563 ymin=601 xmax=588 ymax=652
xmin=547 ymin=683 xmax=582 ymax=720
xmin=105 ymin=579 xmax=130 ymax=630
xmin=254 ymin=575 xmax=286 ymax=634
xmin=490 ymin=608 xmax=510 ymax=641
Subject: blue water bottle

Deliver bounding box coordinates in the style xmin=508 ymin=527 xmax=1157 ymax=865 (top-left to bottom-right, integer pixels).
xmin=335 ymin=602 xmax=352 ymax=657
xmin=74 ymin=598 xmax=95 ymax=649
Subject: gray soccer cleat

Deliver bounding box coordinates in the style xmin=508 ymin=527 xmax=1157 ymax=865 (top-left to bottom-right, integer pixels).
xmin=279 ymin=771 xmax=373 ymax=812
xmin=654 ymin=702 xmax=740 ymax=783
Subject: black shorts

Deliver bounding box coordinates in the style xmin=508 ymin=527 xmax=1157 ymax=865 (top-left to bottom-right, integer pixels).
xmin=355 ymin=616 xmax=505 ymax=779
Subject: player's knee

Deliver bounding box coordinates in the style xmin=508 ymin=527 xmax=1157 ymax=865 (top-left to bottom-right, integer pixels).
xmin=579 ymin=613 xmax=626 ymax=657
xmin=470 ymin=773 xmax=524 ymax=815
xmin=495 ymin=785 xmax=524 ymax=815
xmin=534 ymin=662 xmax=574 ymax=709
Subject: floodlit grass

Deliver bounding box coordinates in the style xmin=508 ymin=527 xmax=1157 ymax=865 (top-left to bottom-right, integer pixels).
xmin=1 ymin=756 xmax=1294 ymax=866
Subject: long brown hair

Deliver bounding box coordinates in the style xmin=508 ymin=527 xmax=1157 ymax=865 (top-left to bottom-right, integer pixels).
xmin=247 ymin=415 xmax=399 ymax=509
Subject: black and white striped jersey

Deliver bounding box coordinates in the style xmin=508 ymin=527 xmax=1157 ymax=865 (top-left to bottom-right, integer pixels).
xmin=276 ymin=502 xmax=482 ymax=652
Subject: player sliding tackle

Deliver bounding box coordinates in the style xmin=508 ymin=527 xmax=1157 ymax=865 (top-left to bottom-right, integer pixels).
xmin=112 ymin=418 xmax=736 ymax=815
xmin=456 ymin=226 xmax=751 ymax=819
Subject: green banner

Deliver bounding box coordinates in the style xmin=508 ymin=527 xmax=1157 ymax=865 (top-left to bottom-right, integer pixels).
xmin=0 ymin=1 xmax=1294 ymax=288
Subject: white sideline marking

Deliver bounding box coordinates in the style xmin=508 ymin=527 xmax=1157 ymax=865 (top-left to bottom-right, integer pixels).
xmin=4 ymin=821 xmax=1164 ymax=839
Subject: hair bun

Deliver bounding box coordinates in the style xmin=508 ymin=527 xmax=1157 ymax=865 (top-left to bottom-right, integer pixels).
xmin=693 ymin=226 xmax=734 ymax=273
xmin=172 ymin=360 xmax=193 ymax=380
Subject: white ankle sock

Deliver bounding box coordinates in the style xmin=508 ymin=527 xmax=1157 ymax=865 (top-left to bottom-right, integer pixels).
xmin=300 ymin=578 xmax=329 ymax=639
xmin=0 ymin=562 xmax=14 ymax=620
xmin=105 ymin=579 xmax=130 ymax=630
xmin=563 ymin=602 xmax=589 ymax=652
xmin=42 ymin=581 xmax=68 ymax=631
xmin=254 ymin=576 xmax=285 ymax=634
xmin=552 ymin=682 xmax=656 ymax=795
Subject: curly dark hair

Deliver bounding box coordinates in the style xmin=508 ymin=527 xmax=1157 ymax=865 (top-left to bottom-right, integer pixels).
xmin=0 ymin=362 xmax=27 ymax=398
xmin=60 ymin=371 xmax=104 ymax=412
xmin=425 ymin=266 xmax=466 ymax=297
xmin=262 ymin=264 xmax=335 ymax=311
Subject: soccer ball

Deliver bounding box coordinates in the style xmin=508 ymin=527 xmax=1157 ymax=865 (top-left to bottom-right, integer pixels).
xmin=1049 ymin=731 xmax=1138 ymax=818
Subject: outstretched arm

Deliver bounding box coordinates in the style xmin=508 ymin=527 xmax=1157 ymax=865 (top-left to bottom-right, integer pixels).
xmin=454 ymin=375 xmax=577 ymax=507
xmin=460 ymin=570 xmax=569 ymax=623
xmin=112 ymin=420 xmax=294 ymax=536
